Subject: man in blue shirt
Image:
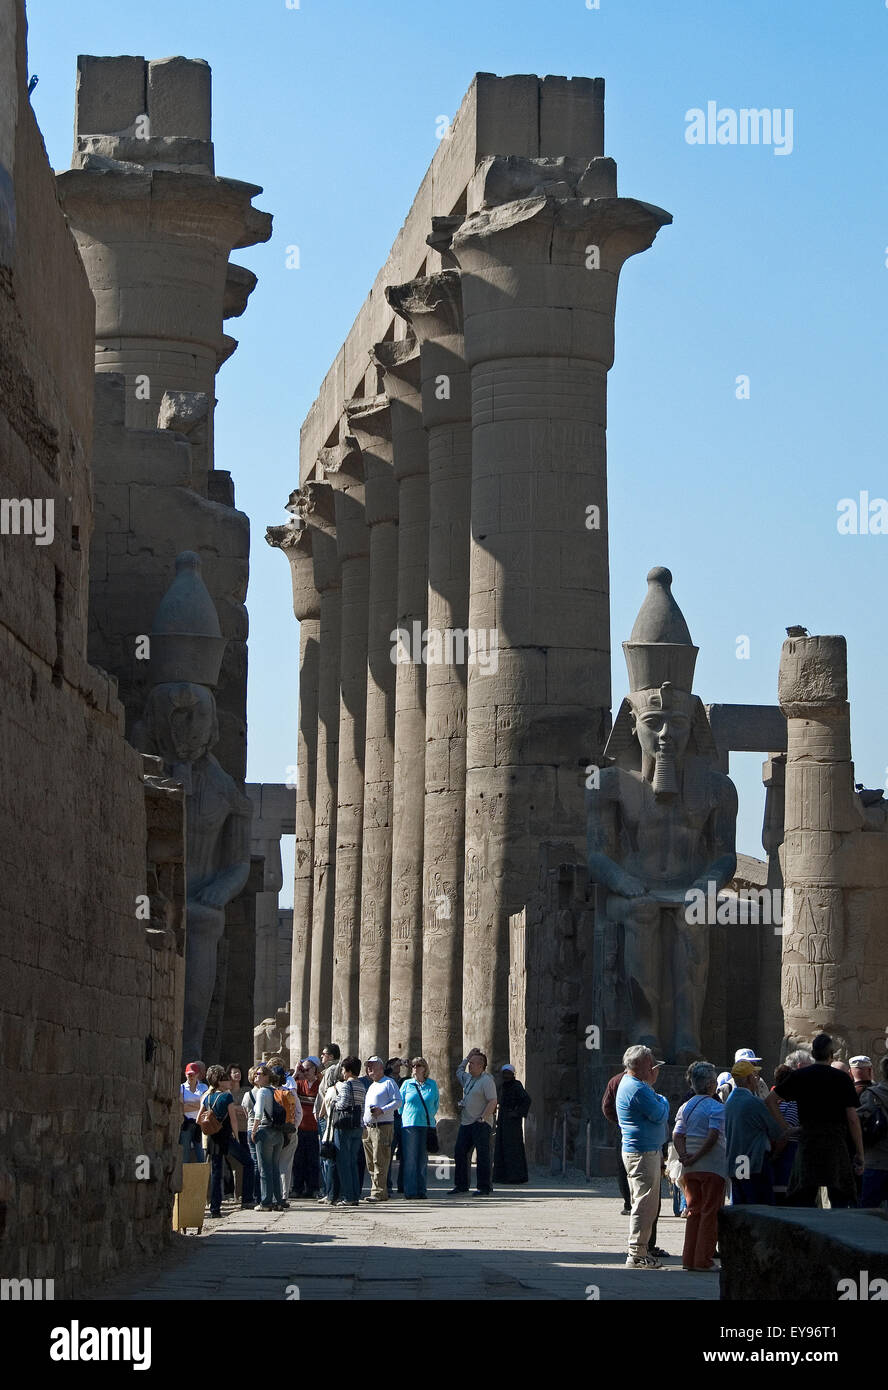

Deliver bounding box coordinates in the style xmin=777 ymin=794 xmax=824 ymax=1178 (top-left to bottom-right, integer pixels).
xmin=616 ymin=1045 xmax=669 ymax=1268
xmin=725 ymin=1058 xmax=788 ymax=1204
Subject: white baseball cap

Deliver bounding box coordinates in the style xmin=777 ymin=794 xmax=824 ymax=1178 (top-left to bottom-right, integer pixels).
xmin=734 ymin=1047 xmax=762 ymax=1064
xmin=717 ymin=1071 xmax=732 ymax=1086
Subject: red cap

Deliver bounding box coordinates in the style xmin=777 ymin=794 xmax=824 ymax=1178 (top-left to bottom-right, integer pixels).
xmin=185 ymin=1063 xmax=202 ymax=1075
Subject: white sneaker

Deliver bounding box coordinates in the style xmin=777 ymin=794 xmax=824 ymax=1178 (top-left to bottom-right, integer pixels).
xmin=625 ymin=1254 xmax=662 ymax=1269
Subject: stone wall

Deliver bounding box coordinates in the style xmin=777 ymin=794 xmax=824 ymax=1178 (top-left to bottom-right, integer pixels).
xmin=719 ymin=1207 xmax=888 ymax=1301
xmin=0 ymin=0 xmax=184 ymax=1294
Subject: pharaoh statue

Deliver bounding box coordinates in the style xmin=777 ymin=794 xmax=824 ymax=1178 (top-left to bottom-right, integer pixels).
xmin=137 ymin=552 xmax=252 ymax=1059
xmin=586 ymin=567 xmax=737 ymax=1064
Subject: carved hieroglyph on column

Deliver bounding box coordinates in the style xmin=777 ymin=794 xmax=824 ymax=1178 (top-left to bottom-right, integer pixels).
xmin=346 ymin=397 xmax=397 ymax=1060
xmin=138 ymin=552 xmax=251 ymax=1059
xmin=373 ymin=332 xmax=430 ymax=1060
xmin=778 ymin=634 xmax=888 ymax=1059
xmin=325 ymin=430 xmax=370 ymax=1048
xmin=452 ymin=155 xmax=672 ymax=1064
xmin=266 ymin=507 xmax=321 ymax=1061
xmin=388 ymin=259 xmax=470 ymax=1124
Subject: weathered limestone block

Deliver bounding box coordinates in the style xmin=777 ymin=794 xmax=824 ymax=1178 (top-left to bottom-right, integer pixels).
xmin=719 ymin=1207 xmax=888 ymax=1301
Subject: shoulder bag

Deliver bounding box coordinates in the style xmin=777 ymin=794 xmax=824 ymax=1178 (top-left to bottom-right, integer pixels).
xmin=411 ymin=1080 xmax=439 ymax=1154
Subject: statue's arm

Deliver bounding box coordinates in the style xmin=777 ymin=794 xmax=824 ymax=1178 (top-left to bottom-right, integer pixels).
xmin=586 ymin=775 xmax=646 ymax=898
xmin=195 ymin=790 xmax=252 ymax=908
xmin=690 ymin=777 xmax=738 ymax=895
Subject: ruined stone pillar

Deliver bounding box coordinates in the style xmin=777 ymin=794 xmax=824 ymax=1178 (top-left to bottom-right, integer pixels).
xmin=265 ymin=508 xmax=321 ymax=1060
xmin=370 ymin=339 xmax=429 ymax=1059
xmin=299 ymin=482 xmax=340 ymax=1050
xmin=451 ymin=156 xmax=671 ymax=1063
xmin=57 ymin=56 xmax=271 ymax=488
xmin=778 ymin=635 xmax=888 ymax=1058
xmin=325 ymin=434 xmax=370 ymax=1050
xmin=387 ymin=267 xmax=470 ymax=1123
xmin=345 ymin=398 xmax=398 ymax=1060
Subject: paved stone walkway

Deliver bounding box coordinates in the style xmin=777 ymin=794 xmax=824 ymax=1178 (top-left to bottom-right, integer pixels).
xmin=88 ymin=1168 xmax=720 ymax=1301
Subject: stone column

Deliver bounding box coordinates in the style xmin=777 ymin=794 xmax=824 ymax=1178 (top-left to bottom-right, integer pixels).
xmin=370 ymin=338 xmax=429 ymax=1060
xmin=299 ymin=481 xmax=341 ymax=1050
xmin=451 ymin=156 xmax=671 ymax=1064
xmin=777 ymin=635 xmax=885 ymax=1057
xmin=246 ymin=783 xmax=298 ymax=1024
xmin=57 ymin=56 xmax=271 ymax=488
xmin=345 ymin=397 xmax=398 ymax=1061
xmin=325 ymin=433 xmax=370 ymax=1050
xmin=265 ymin=508 xmax=321 ymax=1061
xmin=387 ymin=267 xmax=470 ymax=1124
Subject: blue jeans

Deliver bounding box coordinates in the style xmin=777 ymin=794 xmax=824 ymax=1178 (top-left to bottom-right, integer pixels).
xmin=180 ymin=1119 xmax=205 ymax=1163
xmin=254 ymin=1127 xmax=284 ymax=1206
xmin=731 ymin=1168 xmax=774 ymax=1205
xmin=335 ymin=1127 xmax=362 ymax=1203
xmin=401 ymin=1126 xmax=429 ymax=1197
xmin=210 ymin=1135 xmax=256 ymax=1212
xmin=321 ymin=1139 xmax=340 ymax=1202
xmin=861 ymin=1168 xmax=888 ymax=1207
xmin=454 ymin=1120 xmax=492 ymax=1193
xmin=225 ymin=1133 xmax=256 ymax=1206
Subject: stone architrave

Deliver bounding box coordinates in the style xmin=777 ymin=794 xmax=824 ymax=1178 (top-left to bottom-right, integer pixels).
xmin=372 ymin=335 xmax=430 ymax=1060
xmin=324 ymin=431 xmax=370 ymax=1049
xmin=387 ymin=263 xmax=470 ymax=1125
xmin=451 ymin=155 xmax=672 ymax=1064
xmin=346 ymin=396 xmax=398 ymax=1060
xmin=586 ymin=566 xmax=738 ymax=1064
xmin=778 ymin=635 xmax=888 ymax=1059
xmin=138 ymin=551 xmax=252 ymax=1059
xmin=266 ymin=507 xmax=321 ymax=1062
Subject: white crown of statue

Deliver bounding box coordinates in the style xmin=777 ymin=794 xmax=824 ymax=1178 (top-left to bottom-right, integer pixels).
xmin=623 ymin=566 xmax=698 ymax=694
xmin=149 ymin=551 xmax=226 ymax=688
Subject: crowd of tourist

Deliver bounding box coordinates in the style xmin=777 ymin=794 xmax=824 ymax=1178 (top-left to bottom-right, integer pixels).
xmin=605 ymin=1035 xmax=888 ymax=1271
xmin=178 ymin=1047 xmax=533 ymax=1215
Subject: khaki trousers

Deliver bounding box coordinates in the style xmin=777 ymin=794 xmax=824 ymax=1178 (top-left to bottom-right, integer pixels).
xmin=362 ymin=1124 xmax=394 ymax=1198
xmin=622 ymin=1149 xmax=662 ymax=1257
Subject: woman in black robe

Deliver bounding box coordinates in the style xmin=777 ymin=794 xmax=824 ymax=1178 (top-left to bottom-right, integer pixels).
xmin=493 ymin=1065 xmax=531 ymax=1183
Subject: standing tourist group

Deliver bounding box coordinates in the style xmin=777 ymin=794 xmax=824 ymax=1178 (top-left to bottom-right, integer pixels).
xmin=606 ymin=1035 xmax=888 ymax=1272
xmin=178 ymin=1046 xmax=532 ymax=1217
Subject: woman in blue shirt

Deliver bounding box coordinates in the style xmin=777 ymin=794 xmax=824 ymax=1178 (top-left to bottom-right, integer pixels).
xmin=400 ymin=1058 xmax=440 ymax=1198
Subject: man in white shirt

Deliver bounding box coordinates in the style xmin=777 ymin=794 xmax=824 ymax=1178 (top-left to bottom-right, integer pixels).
xmin=361 ymin=1056 xmax=402 ymax=1202
xmin=180 ymin=1062 xmax=208 ymax=1163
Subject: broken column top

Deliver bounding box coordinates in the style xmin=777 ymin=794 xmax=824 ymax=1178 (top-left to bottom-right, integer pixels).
xmin=74 ymin=55 xmax=213 ymax=171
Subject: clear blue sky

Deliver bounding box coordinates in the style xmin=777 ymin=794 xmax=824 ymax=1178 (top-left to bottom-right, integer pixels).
xmin=28 ymin=1 xmax=888 ymax=890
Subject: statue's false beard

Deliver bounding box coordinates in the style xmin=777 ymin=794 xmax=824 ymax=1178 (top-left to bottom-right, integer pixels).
xmin=651 ymin=751 xmax=679 ymax=798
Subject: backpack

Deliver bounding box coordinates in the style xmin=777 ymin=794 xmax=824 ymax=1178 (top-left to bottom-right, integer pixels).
xmin=860 ymin=1088 xmax=888 ymax=1147
xmin=196 ymin=1091 xmax=224 ymax=1137
xmin=273 ymin=1087 xmax=298 ymax=1140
